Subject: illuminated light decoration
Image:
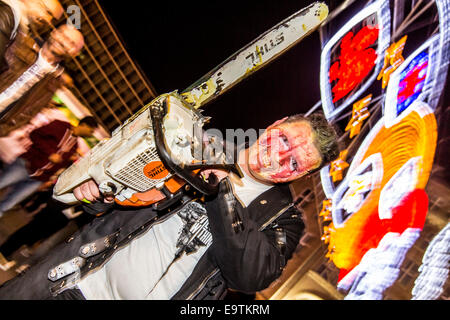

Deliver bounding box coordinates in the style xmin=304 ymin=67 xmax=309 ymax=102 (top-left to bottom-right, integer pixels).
xmin=336 ymin=188 xmax=429 ymax=284
xmin=340 ymin=173 xmax=373 ymax=214
xmin=328 ymin=26 xmax=379 ymax=103
xmin=319 ymin=199 xmax=333 ymax=222
xmin=384 ymin=31 xmax=448 ymax=128
xmin=378 ymin=157 xmax=421 ymax=220
xmin=320 ymin=165 xmax=335 ymax=199
xmin=320 ymin=0 xmax=391 ymax=120
xmin=397 ymin=51 xmax=428 ymax=112
xmin=376 ymin=35 xmax=408 ymax=89
xmin=331 ymin=153 xmax=383 ymax=228
xmin=321 ymin=225 xmax=335 ymax=244
xmin=345 ymin=94 xmax=372 ymax=139
xmin=412 ymin=223 xmax=450 ymax=300
xmin=322 ymin=101 xmax=437 ymax=271
xmin=347 ymin=101 xmax=436 ymax=175
xmin=329 ymin=150 xmax=350 ymax=183
xmin=321 ymin=234 xmax=330 ymax=244
xmin=325 ymin=246 xmax=335 ymax=259
xmin=337 ymin=228 xmax=422 ymax=300
xmin=429 ymin=0 xmax=450 ymax=111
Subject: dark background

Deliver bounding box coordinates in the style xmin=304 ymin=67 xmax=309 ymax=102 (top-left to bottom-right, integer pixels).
xmin=96 ymin=0 xmax=449 ymax=170
xmin=97 ymin=0 xmax=328 ymax=133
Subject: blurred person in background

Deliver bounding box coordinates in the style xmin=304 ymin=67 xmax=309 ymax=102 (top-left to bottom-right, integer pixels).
xmin=0 ymin=0 xmax=64 ymax=70
xmin=0 ymin=116 xmax=97 ymax=234
xmin=0 ymin=23 xmax=85 ymax=136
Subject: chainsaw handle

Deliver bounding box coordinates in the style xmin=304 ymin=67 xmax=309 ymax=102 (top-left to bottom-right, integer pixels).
xmin=52 ymin=192 xmax=79 ymax=205
xmin=150 ymin=101 xmax=224 ymax=196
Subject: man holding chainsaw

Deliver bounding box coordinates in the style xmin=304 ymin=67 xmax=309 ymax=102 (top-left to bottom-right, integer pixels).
xmin=0 ymin=112 xmax=339 ymax=300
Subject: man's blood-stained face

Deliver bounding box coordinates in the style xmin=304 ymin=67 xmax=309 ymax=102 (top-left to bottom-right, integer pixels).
xmin=248 ymin=118 xmax=322 ymax=183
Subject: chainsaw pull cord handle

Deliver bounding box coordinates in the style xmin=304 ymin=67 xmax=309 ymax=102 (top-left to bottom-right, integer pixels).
xmin=150 ymin=100 xmax=234 ymax=196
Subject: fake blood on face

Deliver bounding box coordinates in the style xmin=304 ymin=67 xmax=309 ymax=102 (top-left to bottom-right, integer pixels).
xmin=248 ymin=121 xmax=322 ymax=183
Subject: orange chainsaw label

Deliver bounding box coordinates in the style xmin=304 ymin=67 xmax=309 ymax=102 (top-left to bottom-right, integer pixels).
xmin=143 ymin=161 xmax=170 ymax=180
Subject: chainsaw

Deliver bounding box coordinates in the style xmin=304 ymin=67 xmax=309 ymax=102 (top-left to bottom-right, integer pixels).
xmin=53 ymin=2 xmax=329 ymax=209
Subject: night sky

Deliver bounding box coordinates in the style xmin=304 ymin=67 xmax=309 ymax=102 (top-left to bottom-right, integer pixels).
xmin=97 ymin=0 xmax=326 ymax=132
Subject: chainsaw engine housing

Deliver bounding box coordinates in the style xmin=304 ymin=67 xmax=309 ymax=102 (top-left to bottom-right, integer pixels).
xmin=53 ymin=92 xmax=206 ymax=204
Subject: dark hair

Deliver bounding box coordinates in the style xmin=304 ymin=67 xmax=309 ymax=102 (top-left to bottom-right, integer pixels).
xmin=78 ymin=116 xmax=98 ymax=128
xmin=285 ymin=113 xmax=340 ymax=166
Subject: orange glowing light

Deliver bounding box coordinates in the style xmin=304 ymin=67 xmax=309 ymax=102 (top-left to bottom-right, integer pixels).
xmin=321 ymin=225 xmax=335 ymax=244
xmin=325 ymin=247 xmax=335 ymax=259
xmin=377 ymin=35 xmax=408 ymax=89
xmin=319 ymin=199 xmax=333 ymax=222
xmin=329 ymin=150 xmax=350 ymax=182
xmin=345 ymin=94 xmax=372 ymax=138
xmin=325 ymin=104 xmax=437 ymax=270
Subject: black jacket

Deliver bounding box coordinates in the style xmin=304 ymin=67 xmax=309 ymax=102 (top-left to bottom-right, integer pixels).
xmin=0 ymin=179 xmax=305 ymax=300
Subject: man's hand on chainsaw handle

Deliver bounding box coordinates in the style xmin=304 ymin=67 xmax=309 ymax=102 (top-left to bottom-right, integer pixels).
xmin=73 ymin=169 xmax=228 ymax=204
xmin=73 ymin=180 xmax=115 ymax=203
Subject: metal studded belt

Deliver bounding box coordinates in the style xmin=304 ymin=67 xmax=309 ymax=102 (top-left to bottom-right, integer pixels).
xmin=48 ymin=233 xmax=120 ymax=296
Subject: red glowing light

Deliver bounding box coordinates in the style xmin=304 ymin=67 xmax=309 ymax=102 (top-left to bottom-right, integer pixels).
xmin=337 ymin=188 xmax=429 ymax=282
xmin=329 ymin=26 xmax=379 ymax=103
xmin=397 ymin=60 xmax=428 ymax=104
